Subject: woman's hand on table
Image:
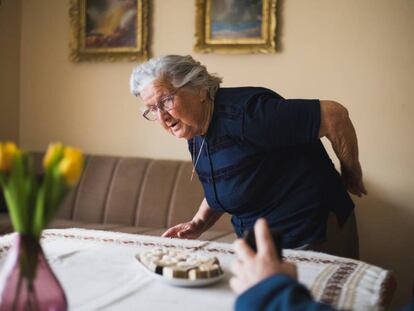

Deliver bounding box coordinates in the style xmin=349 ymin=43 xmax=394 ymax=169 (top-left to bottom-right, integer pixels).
xmin=162 ymin=219 xmax=205 ymax=239
xmin=162 ymin=199 xmax=223 ymax=239
xmin=230 ymin=218 xmax=297 ymax=294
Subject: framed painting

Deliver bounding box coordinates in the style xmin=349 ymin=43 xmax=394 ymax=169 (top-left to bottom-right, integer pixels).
xmin=69 ymin=0 xmax=149 ymax=62
xmin=194 ymin=0 xmax=277 ymax=54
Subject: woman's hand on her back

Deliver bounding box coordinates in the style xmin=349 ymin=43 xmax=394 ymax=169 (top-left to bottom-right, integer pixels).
xmin=341 ymin=162 xmax=367 ymax=197
xmin=161 ymin=220 xmax=206 ymax=239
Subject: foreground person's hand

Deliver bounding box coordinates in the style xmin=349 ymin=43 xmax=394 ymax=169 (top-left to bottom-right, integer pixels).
xmin=162 ymin=220 xmax=205 ymax=239
xmin=230 ymin=218 xmax=297 ymax=294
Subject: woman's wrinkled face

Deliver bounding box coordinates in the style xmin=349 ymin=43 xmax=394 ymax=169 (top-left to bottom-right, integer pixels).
xmin=139 ymin=82 xmax=207 ymax=140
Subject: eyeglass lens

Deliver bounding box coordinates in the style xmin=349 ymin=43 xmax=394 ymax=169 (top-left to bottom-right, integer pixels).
xmin=142 ymin=95 xmax=175 ymax=121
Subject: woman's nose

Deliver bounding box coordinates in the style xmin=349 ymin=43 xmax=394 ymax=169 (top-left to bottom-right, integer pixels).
xmin=157 ymin=109 xmax=171 ymax=123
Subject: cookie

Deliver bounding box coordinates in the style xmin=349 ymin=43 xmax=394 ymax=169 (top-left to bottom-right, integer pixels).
xmin=136 ymin=247 xmax=223 ymax=279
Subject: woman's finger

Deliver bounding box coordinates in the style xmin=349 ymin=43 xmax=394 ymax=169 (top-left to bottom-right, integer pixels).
xmin=358 ymin=180 xmax=368 ymax=195
xmin=162 ymin=226 xmax=180 ymax=237
xmin=161 ymin=230 xmax=175 ymax=237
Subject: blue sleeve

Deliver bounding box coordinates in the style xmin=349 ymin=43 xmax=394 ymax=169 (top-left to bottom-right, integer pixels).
xmin=242 ymin=94 xmax=321 ymax=149
xmin=398 ymin=297 xmax=414 ymax=311
xmin=235 ymin=275 xmax=336 ymax=311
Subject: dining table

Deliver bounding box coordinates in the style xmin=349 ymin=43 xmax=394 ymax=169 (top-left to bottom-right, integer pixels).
xmin=0 ymin=228 xmax=394 ymax=311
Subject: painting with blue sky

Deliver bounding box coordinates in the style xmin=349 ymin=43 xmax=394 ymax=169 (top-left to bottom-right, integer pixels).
xmin=210 ymin=0 xmax=263 ymax=39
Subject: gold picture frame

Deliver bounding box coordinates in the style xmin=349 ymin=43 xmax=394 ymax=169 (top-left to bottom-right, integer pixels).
xmin=69 ymin=0 xmax=149 ymax=62
xmin=194 ymin=0 xmax=277 ymax=54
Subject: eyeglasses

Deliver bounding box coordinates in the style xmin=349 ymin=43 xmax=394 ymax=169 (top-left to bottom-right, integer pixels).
xmin=141 ymin=89 xmax=179 ymax=121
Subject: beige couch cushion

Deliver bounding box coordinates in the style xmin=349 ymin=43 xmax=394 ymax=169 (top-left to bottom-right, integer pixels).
xmin=0 ymin=153 xmax=234 ymax=242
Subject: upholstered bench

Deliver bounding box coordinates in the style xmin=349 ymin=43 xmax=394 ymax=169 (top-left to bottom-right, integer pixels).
xmin=0 ymin=153 xmax=236 ymax=243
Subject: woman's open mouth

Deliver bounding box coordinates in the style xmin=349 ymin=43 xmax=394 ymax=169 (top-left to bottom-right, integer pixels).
xmin=170 ymin=121 xmax=180 ymax=131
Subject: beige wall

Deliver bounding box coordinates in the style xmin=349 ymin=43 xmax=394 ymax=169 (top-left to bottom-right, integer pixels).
xmin=17 ymin=0 xmax=414 ymax=307
xmin=0 ymin=0 xmax=21 ymax=142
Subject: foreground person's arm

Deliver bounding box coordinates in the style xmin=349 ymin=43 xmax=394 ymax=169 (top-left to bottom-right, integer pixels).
xmin=233 ymin=219 xmax=414 ymax=311
xmin=319 ymin=100 xmax=367 ymax=197
xmin=231 ymin=219 xmax=335 ymax=311
xmin=162 ymin=198 xmax=223 ymax=239
xmin=236 ymin=274 xmax=335 ymax=311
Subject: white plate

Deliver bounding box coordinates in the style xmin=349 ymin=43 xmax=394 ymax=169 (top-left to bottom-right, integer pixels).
xmin=135 ymin=255 xmax=225 ymax=287
xmin=148 ymin=269 xmax=225 ymax=287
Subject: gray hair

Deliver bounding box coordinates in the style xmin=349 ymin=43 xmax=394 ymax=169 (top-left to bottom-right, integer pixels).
xmin=129 ymin=55 xmax=222 ymax=102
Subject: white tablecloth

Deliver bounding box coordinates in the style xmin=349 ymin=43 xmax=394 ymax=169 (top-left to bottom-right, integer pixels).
xmin=0 ymin=229 xmax=392 ymax=311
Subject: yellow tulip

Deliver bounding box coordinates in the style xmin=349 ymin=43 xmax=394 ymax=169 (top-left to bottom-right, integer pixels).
xmin=58 ymin=147 xmax=84 ymax=186
xmin=0 ymin=142 xmax=18 ymax=172
xmin=43 ymin=142 xmax=64 ymax=169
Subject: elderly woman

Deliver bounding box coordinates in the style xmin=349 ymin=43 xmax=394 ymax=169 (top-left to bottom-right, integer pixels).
xmin=129 ymin=55 xmax=367 ymax=258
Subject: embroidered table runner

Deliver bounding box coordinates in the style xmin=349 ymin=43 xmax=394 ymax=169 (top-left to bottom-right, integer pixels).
xmin=0 ymin=229 xmax=392 ymax=310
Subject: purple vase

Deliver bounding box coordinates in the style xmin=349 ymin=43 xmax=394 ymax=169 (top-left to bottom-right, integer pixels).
xmin=0 ymin=234 xmax=67 ymax=311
